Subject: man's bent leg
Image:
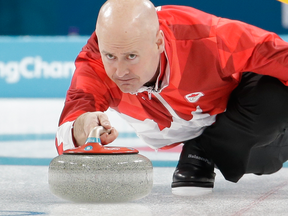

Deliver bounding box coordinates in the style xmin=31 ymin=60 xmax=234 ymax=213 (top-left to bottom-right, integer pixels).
xmin=247 ymin=128 xmax=288 ymax=174
xmin=195 ymin=73 xmax=288 ymax=182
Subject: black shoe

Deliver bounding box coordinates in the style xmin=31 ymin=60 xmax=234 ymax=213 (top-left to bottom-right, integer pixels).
xmin=172 ymin=140 xmax=216 ymax=196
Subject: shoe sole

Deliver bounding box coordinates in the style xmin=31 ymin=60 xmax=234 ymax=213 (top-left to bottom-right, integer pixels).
xmin=172 ymin=186 xmax=213 ymax=196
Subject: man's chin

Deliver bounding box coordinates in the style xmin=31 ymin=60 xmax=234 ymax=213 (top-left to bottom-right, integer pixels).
xmin=118 ymin=86 xmax=138 ymax=94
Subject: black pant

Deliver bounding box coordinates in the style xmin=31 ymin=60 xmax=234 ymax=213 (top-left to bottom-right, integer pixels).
xmin=195 ymin=72 xmax=288 ymax=183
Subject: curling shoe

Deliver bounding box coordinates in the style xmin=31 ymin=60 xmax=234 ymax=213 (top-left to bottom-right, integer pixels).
xmin=172 ymin=140 xmax=216 ymax=196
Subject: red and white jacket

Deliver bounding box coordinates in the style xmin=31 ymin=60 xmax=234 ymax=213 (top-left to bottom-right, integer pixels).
xmin=56 ymin=5 xmax=288 ymax=154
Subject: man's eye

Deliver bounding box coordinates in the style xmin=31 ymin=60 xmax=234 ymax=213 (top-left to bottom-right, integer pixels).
xmin=127 ymin=54 xmax=137 ymax=60
xmin=106 ymin=54 xmax=115 ymax=60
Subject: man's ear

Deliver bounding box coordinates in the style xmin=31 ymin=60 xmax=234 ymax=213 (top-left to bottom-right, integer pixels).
xmin=156 ymin=30 xmax=164 ymax=52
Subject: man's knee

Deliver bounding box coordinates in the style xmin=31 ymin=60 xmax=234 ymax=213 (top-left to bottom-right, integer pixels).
xmin=252 ymin=76 xmax=288 ymax=139
xmin=229 ymin=74 xmax=288 ymax=145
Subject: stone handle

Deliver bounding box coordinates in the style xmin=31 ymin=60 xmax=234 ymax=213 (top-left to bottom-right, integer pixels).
xmin=85 ymin=126 xmax=112 ymax=144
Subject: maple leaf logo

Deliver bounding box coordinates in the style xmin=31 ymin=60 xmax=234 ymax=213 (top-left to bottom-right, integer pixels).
xmin=185 ymin=92 xmax=204 ymax=103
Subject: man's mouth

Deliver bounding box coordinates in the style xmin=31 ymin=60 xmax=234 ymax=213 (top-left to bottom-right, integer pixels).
xmin=117 ymin=78 xmax=135 ymax=83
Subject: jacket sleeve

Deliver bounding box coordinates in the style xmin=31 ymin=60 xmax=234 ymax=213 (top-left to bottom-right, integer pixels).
xmin=55 ymin=32 xmax=120 ymax=154
xmin=216 ymin=18 xmax=288 ymax=85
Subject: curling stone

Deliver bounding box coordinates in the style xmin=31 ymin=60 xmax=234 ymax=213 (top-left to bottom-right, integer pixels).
xmin=48 ymin=126 xmax=153 ymax=203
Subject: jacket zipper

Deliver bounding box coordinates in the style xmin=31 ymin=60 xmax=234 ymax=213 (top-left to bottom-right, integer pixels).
xmin=152 ymin=91 xmax=180 ymax=119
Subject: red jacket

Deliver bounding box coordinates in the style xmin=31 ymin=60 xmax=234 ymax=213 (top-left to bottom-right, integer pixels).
xmin=56 ymin=5 xmax=288 ymax=154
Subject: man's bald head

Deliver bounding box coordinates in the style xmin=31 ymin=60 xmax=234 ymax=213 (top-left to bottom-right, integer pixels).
xmin=96 ymin=0 xmax=159 ymax=41
xmin=95 ymin=0 xmax=165 ymax=94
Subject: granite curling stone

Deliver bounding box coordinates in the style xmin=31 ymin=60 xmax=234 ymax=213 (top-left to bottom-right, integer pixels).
xmin=48 ymin=126 xmax=153 ymax=203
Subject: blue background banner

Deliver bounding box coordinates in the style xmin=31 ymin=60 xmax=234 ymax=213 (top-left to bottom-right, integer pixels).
xmin=0 ymin=36 xmax=88 ymax=97
xmin=1 ymin=35 xmax=288 ymax=98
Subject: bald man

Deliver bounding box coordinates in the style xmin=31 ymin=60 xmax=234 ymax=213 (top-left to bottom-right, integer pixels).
xmin=56 ymin=0 xmax=288 ymax=196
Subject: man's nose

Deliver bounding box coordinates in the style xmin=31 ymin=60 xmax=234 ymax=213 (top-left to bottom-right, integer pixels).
xmin=115 ymin=61 xmax=129 ymax=77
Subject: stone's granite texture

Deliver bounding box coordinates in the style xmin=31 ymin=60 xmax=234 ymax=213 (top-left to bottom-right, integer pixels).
xmin=48 ymin=153 xmax=153 ymax=203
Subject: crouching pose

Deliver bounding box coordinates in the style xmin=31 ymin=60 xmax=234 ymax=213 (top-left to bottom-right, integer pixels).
xmin=56 ymin=0 xmax=288 ymax=196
